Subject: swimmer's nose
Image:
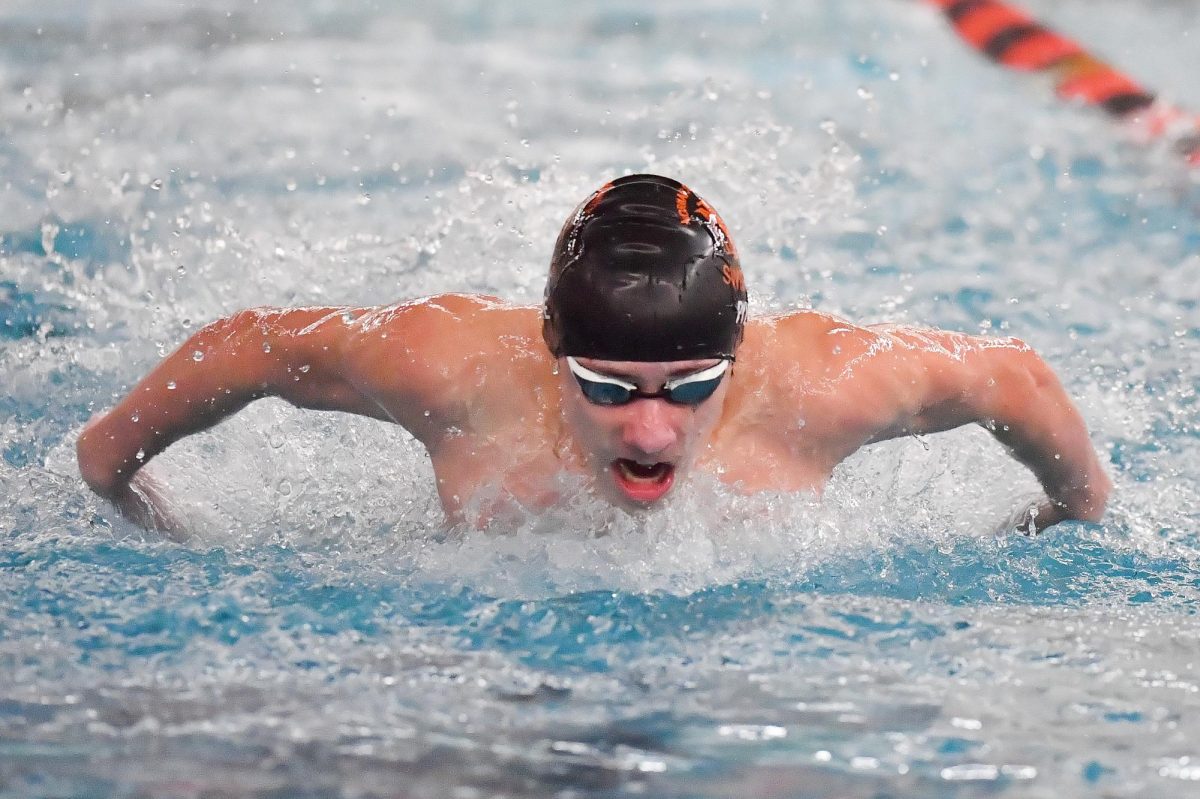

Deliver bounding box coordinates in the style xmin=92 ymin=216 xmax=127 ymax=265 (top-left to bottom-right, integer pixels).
xmin=620 ymin=399 xmax=679 ymax=457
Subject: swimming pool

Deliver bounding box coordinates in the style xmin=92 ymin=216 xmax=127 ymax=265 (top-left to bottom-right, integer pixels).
xmin=2 ymin=0 xmax=1199 ymax=796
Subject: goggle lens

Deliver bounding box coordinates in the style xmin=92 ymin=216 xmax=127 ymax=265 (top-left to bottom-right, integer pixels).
xmin=578 ymin=379 xmax=636 ymax=405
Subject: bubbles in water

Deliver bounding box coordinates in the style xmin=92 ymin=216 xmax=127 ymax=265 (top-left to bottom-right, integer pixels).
xmin=7 ymin=3 xmax=1200 ymax=797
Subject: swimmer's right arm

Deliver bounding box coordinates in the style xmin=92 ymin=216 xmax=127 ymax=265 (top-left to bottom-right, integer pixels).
xmin=76 ymin=306 xmax=389 ymax=530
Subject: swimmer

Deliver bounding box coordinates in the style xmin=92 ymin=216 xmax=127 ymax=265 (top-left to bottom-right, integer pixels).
xmin=77 ymin=174 xmax=1110 ymax=533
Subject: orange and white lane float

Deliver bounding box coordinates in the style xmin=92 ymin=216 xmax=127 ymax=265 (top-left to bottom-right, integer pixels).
xmin=926 ymin=0 xmax=1200 ymax=167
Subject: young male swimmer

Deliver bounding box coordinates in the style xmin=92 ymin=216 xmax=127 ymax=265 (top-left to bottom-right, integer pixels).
xmin=77 ymin=174 xmax=1110 ymax=533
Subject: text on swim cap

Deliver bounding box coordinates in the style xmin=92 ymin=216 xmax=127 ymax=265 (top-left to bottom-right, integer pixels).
xmin=722 ymin=264 xmax=747 ymax=293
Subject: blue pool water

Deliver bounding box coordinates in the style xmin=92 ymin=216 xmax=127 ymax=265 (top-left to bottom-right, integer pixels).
xmin=2 ymin=1 xmax=1200 ymax=796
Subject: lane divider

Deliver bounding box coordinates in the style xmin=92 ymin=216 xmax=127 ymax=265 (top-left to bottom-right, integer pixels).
xmin=926 ymin=0 xmax=1200 ymax=166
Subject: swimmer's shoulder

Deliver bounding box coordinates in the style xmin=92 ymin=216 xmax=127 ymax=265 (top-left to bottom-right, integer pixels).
xmin=745 ymin=309 xmax=875 ymax=362
xmin=341 ymin=293 xmax=546 ymax=398
xmin=347 ymin=293 xmax=541 ymax=352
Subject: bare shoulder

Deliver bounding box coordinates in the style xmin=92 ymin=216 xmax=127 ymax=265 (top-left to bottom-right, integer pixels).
xmin=744 ymin=309 xmax=880 ymax=378
xmin=749 ymin=310 xmax=1032 ymax=372
xmin=339 ymin=293 xmax=548 ymax=437
xmin=348 ymin=293 xmax=538 ymax=354
xmin=734 ymin=310 xmax=1046 ymax=447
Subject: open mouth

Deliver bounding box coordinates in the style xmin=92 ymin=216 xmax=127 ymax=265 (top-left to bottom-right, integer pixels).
xmin=610 ymin=459 xmax=676 ymax=503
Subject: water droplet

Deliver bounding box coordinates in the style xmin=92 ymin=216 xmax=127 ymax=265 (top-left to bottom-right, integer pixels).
xmin=423 ymin=410 xmax=431 ymax=417
xmin=285 ymin=179 xmax=297 ymax=192
xmin=888 ymin=71 xmax=900 ymax=81
xmin=176 ymin=265 xmax=186 ymax=276
xmin=299 ymin=364 xmax=310 ymax=373
xmin=166 ymin=381 xmax=177 ymax=390
xmin=262 ymin=341 xmax=272 ymax=353
xmin=856 ymin=86 xmax=874 ymax=100
xmin=150 ymin=178 xmax=163 ymax=190
xmin=130 ymin=414 xmax=139 ymax=423
xmin=135 ymin=449 xmax=145 ymax=461
xmin=192 ymin=350 xmax=204 ymax=362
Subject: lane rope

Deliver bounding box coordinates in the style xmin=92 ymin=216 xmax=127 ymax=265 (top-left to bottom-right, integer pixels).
xmin=926 ymin=0 xmax=1200 ymax=166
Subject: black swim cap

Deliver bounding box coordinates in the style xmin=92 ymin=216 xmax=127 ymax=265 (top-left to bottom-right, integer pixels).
xmin=543 ymin=174 xmax=748 ymax=362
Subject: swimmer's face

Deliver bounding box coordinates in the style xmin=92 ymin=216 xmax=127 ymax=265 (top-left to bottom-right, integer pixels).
xmin=557 ymin=356 xmax=731 ymax=507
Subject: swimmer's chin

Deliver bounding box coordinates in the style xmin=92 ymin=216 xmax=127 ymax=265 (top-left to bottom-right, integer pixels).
xmin=609 ymin=459 xmax=676 ymax=504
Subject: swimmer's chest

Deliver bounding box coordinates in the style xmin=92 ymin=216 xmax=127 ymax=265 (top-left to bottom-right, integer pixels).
xmin=426 ymin=431 xmax=573 ymax=519
xmin=701 ymin=427 xmax=834 ymax=494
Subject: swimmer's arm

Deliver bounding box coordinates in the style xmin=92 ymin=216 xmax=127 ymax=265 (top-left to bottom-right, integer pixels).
xmin=76 ymin=306 xmax=386 ymax=522
xmin=858 ymin=328 xmax=1111 ymax=528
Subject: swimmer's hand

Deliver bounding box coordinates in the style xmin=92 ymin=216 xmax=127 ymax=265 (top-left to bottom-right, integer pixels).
xmin=998 ymin=498 xmax=1059 ymax=536
xmin=78 ymin=413 xmax=187 ymax=537
xmin=108 ymin=470 xmax=188 ymax=540
xmin=998 ymin=493 xmax=1103 ymax=536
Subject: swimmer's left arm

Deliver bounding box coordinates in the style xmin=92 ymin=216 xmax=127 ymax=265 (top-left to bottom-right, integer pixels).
xmin=854 ymin=327 xmax=1111 ymax=528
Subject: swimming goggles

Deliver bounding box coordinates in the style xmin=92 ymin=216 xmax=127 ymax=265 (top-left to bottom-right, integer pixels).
xmin=566 ymin=357 xmax=729 ymax=406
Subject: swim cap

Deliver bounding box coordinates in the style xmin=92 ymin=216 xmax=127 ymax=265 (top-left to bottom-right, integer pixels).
xmin=542 ymin=174 xmax=748 ymax=362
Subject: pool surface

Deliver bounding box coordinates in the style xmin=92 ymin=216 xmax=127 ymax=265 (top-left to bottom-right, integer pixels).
xmin=2 ymin=1 xmax=1200 ymax=797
